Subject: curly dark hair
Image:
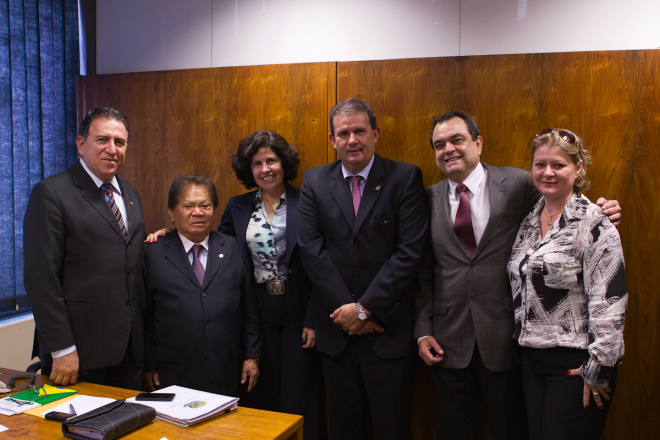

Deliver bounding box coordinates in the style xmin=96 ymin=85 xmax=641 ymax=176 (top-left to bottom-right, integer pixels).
xmin=231 ymin=130 xmax=300 ymax=189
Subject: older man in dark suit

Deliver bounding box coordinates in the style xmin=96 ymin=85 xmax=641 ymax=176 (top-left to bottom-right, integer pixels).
xmin=414 ymin=110 xmax=621 ymax=440
xmin=142 ymin=175 xmax=260 ymax=396
xmin=298 ymin=98 xmax=429 ymax=440
xmin=24 ymin=107 xmax=146 ymax=389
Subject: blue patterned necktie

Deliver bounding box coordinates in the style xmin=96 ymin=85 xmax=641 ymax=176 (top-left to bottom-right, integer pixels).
xmin=100 ymin=183 xmax=127 ymax=239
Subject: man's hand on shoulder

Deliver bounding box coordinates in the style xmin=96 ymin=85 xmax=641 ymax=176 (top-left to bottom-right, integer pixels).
xmin=418 ymin=336 xmax=444 ymax=366
xmin=596 ymin=197 xmax=621 ymax=227
xmin=50 ymin=350 xmax=79 ymax=386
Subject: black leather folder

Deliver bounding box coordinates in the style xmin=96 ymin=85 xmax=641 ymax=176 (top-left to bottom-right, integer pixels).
xmin=62 ymin=399 xmax=156 ymax=440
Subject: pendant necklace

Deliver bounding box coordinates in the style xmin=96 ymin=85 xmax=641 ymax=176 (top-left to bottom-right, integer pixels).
xmin=543 ymin=207 xmax=563 ymax=226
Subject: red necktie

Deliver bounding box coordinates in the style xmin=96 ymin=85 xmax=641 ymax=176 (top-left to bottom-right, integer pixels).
xmin=349 ymin=176 xmax=363 ymax=216
xmin=191 ymin=244 xmax=205 ymax=286
xmin=454 ymin=184 xmax=477 ymax=256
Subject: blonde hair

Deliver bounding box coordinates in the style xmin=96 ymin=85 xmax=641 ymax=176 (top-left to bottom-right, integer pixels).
xmin=530 ymin=129 xmax=591 ymax=192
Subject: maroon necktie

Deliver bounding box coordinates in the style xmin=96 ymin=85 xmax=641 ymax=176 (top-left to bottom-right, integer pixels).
xmin=349 ymin=175 xmax=363 ymax=216
xmin=191 ymin=244 xmax=205 ymax=286
xmin=454 ymin=184 xmax=477 ymax=256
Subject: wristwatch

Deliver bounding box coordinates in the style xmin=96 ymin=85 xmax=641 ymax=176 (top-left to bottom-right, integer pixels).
xmin=355 ymin=302 xmax=368 ymax=322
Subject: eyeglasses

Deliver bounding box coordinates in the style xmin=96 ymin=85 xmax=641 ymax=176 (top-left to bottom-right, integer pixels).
xmin=535 ymin=128 xmax=576 ymax=144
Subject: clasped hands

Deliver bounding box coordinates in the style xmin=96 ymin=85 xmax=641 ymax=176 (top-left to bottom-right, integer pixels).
xmin=330 ymin=303 xmax=384 ymax=335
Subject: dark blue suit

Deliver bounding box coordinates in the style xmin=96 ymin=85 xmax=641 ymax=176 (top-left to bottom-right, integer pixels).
xmin=298 ymin=155 xmax=429 ymax=440
xmin=143 ymin=231 xmax=261 ymax=396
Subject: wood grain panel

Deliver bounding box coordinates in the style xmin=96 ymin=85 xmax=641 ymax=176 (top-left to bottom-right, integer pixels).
xmin=78 ymin=63 xmax=331 ymax=232
xmin=337 ymin=50 xmax=660 ymax=440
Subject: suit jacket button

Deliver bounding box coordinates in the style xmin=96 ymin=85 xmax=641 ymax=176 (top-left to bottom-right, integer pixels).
xmin=206 ymin=320 xmax=211 ymax=326
xmin=353 ymin=242 xmax=358 ymax=249
xmin=202 ymin=292 xmax=207 ymax=297
xmin=126 ymin=299 xmax=131 ymax=305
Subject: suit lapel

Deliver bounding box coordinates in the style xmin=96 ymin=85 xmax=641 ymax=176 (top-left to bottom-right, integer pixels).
xmin=476 ymin=164 xmax=508 ymax=255
xmin=233 ymin=194 xmax=254 ymax=268
xmin=433 ymin=180 xmax=466 ymax=254
xmin=117 ymin=176 xmax=140 ymax=242
xmin=163 ymin=232 xmax=201 ymax=287
xmin=354 ymin=156 xmax=385 ymax=234
xmin=328 ymin=163 xmax=356 ymax=227
xmin=285 ymin=185 xmax=299 ymax=264
xmin=203 ymin=233 xmax=226 ymax=289
xmin=72 ymin=162 xmax=126 ymax=240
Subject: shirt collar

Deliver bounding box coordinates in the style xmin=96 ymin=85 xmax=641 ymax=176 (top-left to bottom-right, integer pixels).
xmin=177 ymin=231 xmax=210 ymax=254
xmin=341 ymin=155 xmax=375 ymax=181
xmin=80 ymin=158 xmax=121 ymax=195
xmin=447 ymin=162 xmax=485 ymax=197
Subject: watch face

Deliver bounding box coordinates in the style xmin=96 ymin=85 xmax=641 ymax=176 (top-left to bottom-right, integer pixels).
xmin=358 ymin=311 xmax=367 ymax=321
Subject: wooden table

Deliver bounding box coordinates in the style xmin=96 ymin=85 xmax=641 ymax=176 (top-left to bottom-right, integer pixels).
xmin=0 ymin=368 xmax=302 ymax=439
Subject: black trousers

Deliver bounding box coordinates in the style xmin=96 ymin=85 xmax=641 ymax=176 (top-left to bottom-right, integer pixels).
xmin=521 ymin=346 xmax=617 ymax=440
xmin=322 ymin=337 xmax=416 ymax=440
xmin=431 ymin=343 xmax=526 ymax=440
xmin=249 ymin=285 xmax=321 ymax=440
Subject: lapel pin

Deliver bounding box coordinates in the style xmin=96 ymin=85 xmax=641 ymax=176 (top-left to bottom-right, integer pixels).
xmin=375 ymin=186 xmax=381 ymax=191
xmin=219 ymin=254 xmax=224 ymax=258
xmin=129 ymin=201 xmax=134 ymax=205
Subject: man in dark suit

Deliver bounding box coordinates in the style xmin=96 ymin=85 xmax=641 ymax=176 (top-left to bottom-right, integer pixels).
xmin=298 ymin=98 xmax=429 ymax=440
xmin=143 ymin=174 xmax=260 ymax=396
xmin=24 ymin=107 xmax=146 ymax=389
xmin=414 ymin=110 xmax=621 ymax=440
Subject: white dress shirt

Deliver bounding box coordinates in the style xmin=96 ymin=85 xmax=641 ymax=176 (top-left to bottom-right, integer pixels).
xmin=447 ymin=162 xmax=490 ymax=245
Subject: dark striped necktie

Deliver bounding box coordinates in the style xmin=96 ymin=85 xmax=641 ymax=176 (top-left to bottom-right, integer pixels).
xmin=100 ymin=183 xmax=127 ymax=239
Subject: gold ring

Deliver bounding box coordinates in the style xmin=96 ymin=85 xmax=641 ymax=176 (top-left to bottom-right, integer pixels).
xmin=593 ymin=392 xmax=599 ymax=395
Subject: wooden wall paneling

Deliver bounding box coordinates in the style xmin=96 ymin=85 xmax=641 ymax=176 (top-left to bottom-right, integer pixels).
xmin=327 ymin=62 xmax=338 ymax=163
xmin=78 ymin=62 xmax=331 ymax=232
xmin=337 ymin=50 xmax=660 ymax=440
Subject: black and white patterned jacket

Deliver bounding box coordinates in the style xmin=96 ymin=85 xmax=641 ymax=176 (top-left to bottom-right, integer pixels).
xmin=508 ymin=193 xmax=627 ymax=387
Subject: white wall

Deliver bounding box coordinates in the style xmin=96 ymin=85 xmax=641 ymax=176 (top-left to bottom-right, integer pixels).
xmin=0 ymin=315 xmax=36 ymax=371
xmin=97 ymin=0 xmax=660 ymax=74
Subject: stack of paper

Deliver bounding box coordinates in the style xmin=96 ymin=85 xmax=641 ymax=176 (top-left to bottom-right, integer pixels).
xmin=126 ymin=385 xmax=239 ymax=427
